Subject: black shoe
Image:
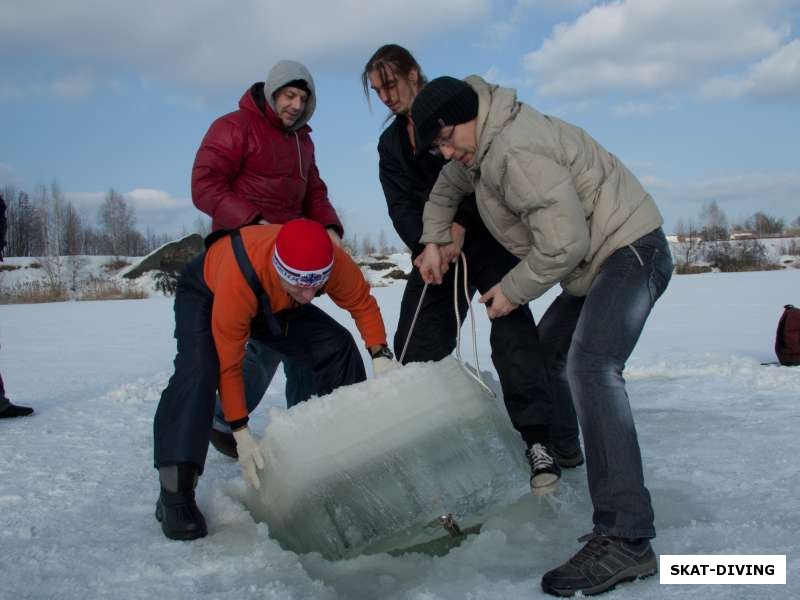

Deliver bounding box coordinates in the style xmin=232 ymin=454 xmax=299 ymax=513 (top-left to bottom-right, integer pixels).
xmin=209 ymin=428 xmax=238 ymax=459
xmin=155 ymin=488 xmax=208 ymax=540
xmin=541 ymin=534 xmax=657 ymax=596
xmin=0 ymin=400 xmax=34 ymax=418
xmin=553 ymin=446 xmax=584 ymax=469
xmin=527 ymin=443 xmax=561 ymax=496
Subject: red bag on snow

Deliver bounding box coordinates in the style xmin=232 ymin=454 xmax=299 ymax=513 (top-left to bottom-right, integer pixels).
xmin=775 ymin=304 xmax=800 ymax=366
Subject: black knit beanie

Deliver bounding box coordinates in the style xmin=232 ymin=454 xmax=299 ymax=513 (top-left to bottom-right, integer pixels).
xmin=411 ymin=77 xmax=478 ymax=155
xmin=280 ymin=79 xmax=311 ymax=96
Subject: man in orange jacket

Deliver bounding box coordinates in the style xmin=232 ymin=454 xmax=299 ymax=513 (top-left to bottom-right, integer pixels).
xmin=153 ymin=219 xmax=398 ymax=540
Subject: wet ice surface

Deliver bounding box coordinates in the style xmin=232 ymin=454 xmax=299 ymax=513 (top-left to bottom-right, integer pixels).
xmin=1 ymin=269 xmax=799 ymax=598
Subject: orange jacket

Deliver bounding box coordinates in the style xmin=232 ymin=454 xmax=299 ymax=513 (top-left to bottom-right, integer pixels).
xmin=203 ymin=225 xmax=387 ymax=422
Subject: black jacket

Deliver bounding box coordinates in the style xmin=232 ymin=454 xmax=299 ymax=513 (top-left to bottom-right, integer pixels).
xmin=378 ymin=115 xmax=483 ymax=257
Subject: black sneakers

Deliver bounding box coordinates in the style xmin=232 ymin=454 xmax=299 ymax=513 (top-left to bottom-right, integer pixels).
xmin=541 ymin=534 xmax=657 ymax=596
xmin=527 ymin=443 xmax=561 ymax=495
xmin=209 ymin=428 xmax=238 ymax=459
xmin=553 ymin=446 xmax=584 ymax=469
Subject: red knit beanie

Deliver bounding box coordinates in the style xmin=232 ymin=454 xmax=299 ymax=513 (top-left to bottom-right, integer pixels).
xmin=273 ymin=219 xmax=334 ymax=288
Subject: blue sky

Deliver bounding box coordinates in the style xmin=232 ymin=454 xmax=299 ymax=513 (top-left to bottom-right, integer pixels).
xmin=1 ymin=0 xmax=798 ymax=246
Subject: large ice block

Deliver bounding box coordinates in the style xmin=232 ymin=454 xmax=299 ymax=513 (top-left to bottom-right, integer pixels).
xmin=244 ymin=356 xmax=530 ymax=559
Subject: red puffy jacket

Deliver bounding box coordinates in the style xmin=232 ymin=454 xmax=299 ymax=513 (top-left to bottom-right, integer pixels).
xmin=191 ymin=84 xmax=343 ymax=235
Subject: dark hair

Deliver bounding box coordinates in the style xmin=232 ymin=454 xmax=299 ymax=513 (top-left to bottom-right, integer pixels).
xmin=361 ymin=44 xmax=427 ymax=110
xmin=281 ymin=79 xmax=311 ymax=97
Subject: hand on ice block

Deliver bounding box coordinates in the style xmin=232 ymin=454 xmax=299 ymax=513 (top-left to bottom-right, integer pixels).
xmin=373 ymin=356 xmax=401 ymax=377
xmin=232 ymin=427 xmax=265 ymax=489
xmin=370 ymin=345 xmax=401 ymax=378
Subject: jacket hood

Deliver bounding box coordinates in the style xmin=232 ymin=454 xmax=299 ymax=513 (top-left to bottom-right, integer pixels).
xmin=465 ymin=75 xmax=520 ymax=169
xmin=264 ymin=60 xmax=317 ymax=131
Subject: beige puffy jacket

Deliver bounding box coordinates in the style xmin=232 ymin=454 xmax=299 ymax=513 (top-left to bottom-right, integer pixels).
xmin=420 ymin=76 xmax=663 ymax=304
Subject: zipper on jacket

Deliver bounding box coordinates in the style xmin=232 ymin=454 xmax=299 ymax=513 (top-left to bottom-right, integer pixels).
xmin=293 ymin=132 xmax=306 ymax=182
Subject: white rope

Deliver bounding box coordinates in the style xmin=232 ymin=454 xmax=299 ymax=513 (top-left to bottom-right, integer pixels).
xmin=398 ymin=251 xmax=495 ymax=398
xmin=399 ymin=281 xmax=428 ymax=364
xmin=453 ymin=252 xmax=495 ymax=398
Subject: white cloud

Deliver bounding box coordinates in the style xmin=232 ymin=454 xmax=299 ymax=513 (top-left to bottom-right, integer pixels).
xmin=0 ymin=163 xmax=27 ymax=190
xmin=524 ymin=0 xmax=791 ymax=97
xmin=65 ymin=188 xmax=196 ymax=234
xmin=50 ymin=74 xmax=96 ymax=100
xmin=0 ymin=82 xmax=25 ymax=102
xmin=482 ymin=0 xmax=592 ymax=46
xmin=611 ymin=99 xmax=680 ymax=118
xmin=483 ymin=65 xmax=502 ymax=81
xmin=0 ymin=73 xmax=107 ymax=102
xmin=126 ymin=188 xmax=186 ymax=211
xmin=63 ymin=191 xmax=107 ymax=213
xmin=701 ymin=39 xmax=800 ymax=100
xmin=0 ymin=1 xmax=491 ymax=92
xmin=525 ymin=0 xmax=593 ymax=8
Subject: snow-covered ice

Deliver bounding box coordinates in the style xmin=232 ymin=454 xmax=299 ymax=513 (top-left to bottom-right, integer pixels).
xmin=1 ymin=267 xmax=799 ymax=598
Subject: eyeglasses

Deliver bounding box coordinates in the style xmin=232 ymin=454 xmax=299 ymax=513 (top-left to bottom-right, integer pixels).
xmin=432 ymin=125 xmax=456 ymax=149
xmin=428 ymin=123 xmax=456 ymax=156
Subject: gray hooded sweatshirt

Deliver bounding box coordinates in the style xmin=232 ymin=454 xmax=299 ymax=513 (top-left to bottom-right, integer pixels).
xmin=264 ymin=60 xmax=317 ymax=132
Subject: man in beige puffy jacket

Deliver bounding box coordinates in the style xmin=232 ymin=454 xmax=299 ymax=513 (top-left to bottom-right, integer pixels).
xmin=414 ymin=76 xmax=673 ymax=597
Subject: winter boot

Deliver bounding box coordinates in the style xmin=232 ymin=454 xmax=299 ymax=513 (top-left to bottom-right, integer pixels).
xmin=527 ymin=443 xmax=561 ymax=496
xmin=541 ymin=534 xmax=657 ymax=596
xmin=155 ymin=463 xmax=207 ymax=540
xmin=0 ymin=398 xmax=34 ymax=418
xmin=553 ymin=446 xmax=584 ymax=469
xmin=209 ymin=428 xmax=238 ymax=459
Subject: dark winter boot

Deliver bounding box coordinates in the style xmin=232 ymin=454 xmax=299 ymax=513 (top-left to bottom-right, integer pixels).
xmin=209 ymin=428 xmax=238 ymax=459
xmin=155 ymin=463 xmax=207 ymax=540
xmin=527 ymin=443 xmax=561 ymax=496
xmin=0 ymin=398 xmax=34 ymax=418
xmin=541 ymin=534 xmax=657 ymax=596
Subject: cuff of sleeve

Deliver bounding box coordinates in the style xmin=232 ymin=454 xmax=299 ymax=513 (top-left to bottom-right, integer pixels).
xmin=452 ymin=208 xmax=477 ymax=230
xmin=326 ymin=224 xmax=344 ymax=238
xmin=410 ymin=243 xmax=426 ymax=260
xmin=500 ymin=265 xmax=552 ymax=305
xmin=227 ymin=416 xmax=249 ymax=431
xmin=369 ymin=345 xmax=394 ymax=360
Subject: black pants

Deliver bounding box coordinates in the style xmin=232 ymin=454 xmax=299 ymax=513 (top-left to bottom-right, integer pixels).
xmin=153 ymin=255 xmax=366 ymax=473
xmin=394 ymin=230 xmax=576 ymax=448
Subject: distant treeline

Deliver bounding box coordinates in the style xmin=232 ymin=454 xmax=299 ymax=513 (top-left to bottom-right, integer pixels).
xmin=675 ymin=200 xmax=800 ymax=242
xmin=1 ymin=182 xmax=208 ymax=258
xmin=1 ymin=182 xmax=401 ymax=259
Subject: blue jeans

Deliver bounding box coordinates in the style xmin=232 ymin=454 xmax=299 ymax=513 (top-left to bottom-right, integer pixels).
xmin=212 ymin=339 xmax=315 ymax=433
xmin=538 ymin=228 xmax=673 ymax=539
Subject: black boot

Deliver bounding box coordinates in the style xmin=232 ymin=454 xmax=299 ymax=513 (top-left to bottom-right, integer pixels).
xmin=155 ymin=463 xmax=207 ymax=540
xmin=0 ymin=398 xmax=34 ymax=418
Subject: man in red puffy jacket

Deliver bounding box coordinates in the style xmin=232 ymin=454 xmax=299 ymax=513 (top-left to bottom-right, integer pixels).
xmin=191 ymin=60 xmax=344 ymax=456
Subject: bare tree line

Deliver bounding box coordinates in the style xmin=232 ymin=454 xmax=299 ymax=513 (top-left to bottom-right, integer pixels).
xmin=342 ymin=229 xmax=401 ymax=257
xmin=2 ymin=181 xmax=402 ymax=259
xmin=673 ymin=200 xmax=800 ymax=273
xmin=675 ymin=200 xmax=800 ymax=243
xmin=2 ymin=182 xmax=206 ymax=258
